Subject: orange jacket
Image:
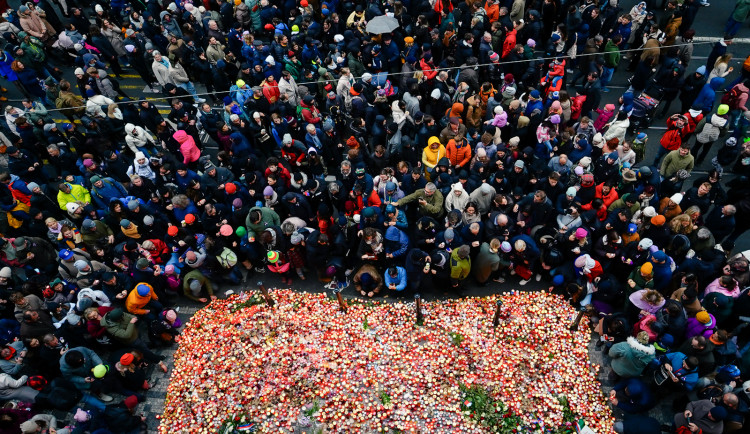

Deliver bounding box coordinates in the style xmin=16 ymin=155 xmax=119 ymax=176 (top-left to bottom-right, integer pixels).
xmin=502 ymin=29 xmax=516 ymax=59
xmin=594 ymin=183 xmax=619 ymax=209
xmin=484 ymin=1 xmax=499 ymax=22
xmin=125 ymin=283 xmax=158 ymax=315
xmin=446 ymin=139 xmax=472 ymax=169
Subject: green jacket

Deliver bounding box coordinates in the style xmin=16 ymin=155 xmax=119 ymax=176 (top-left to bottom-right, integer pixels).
xmin=660 ymin=150 xmax=695 ymax=178
xmin=450 ymin=249 xmax=471 ymax=280
xmin=101 ymin=311 xmax=138 ymax=345
xmin=244 ymin=206 xmax=281 ymax=237
xmin=82 ymin=221 xmax=114 ymax=247
xmin=603 ymin=40 xmax=621 ymax=68
xmin=733 ymin=0 xmax=750 ymax=21
xmin=182 ymin=269 xmax=214 ymax=302
xmin=396 ymin=189 xmax=445 ymax=219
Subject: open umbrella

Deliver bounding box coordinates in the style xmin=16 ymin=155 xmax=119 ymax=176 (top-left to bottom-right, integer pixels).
xmin=366 ymin=15 xmax=399 ymax=34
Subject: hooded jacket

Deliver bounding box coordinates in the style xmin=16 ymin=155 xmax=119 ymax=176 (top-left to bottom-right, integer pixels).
xmin=100 ymin=310 xmax=138 ymax=344
xmin=174 ymin=130 xmax=200 ymax=164
xmin=696 ymin=114 xmax=728 ymax=144
xmin=124 ymin=123 xmax=154 ymax=154
xmin=59 ymin=346 xmax=103 ymax=390
xmin=693 ymin=77 xmax=725 ymax=112
xmin=384 ymin=226 xmax=409 ymax=258
xmin=445 ymin=182 xmax=470 ymax=212
xmin=126 ymin=152 xmax=156 ymax=180
xmin=56 ymin=183 xmax=91 ymax=211
xmin=609 ymin=336 xmax=656 ymax=377
xmin=422 ymin=137 xmax=446 ymax=175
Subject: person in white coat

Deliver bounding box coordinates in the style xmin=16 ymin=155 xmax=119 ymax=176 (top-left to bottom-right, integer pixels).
xmin=445 ymin=182 xmax=470 ymax=212
xmin=124 ymin=123 xmax=156 ymax=155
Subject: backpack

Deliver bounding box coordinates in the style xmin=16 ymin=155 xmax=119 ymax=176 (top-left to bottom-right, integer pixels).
xmin=297 ymin=105 xmax=312 ymax=122
xmin=721 ymin=85 xmax=743 ymax=109
xmin=217 ymin=247 xmax=238 ymax=268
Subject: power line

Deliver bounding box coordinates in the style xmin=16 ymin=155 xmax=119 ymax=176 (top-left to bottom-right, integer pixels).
xmin=25 ymin=38 xmax=733 ymax=114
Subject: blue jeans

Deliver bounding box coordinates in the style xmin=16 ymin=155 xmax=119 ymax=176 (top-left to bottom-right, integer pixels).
xmin=601 ymin=66 xmax=615 ymax=88
xmin=653 ymin=146 xmax=670 ymax=166
xmin=726 ymin=17 xmax=743 ymax=37
xmin=178 ymin=81 xmax=200 ymax=100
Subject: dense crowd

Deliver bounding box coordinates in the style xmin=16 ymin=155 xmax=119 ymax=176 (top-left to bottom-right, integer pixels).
xmin=0 ymin=0 xmax=750 ymax=431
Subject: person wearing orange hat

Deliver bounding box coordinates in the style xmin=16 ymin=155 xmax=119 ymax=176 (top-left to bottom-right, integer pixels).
xmin=103 ymin=309 xmax=168 ymax=373
xmin=627 ymin=262 xmax=654 ymax=292
xmin=685 ymin=310 xmax=716 ymax=340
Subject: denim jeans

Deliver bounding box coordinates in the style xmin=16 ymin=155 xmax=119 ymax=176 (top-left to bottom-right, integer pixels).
xmin=177 ymin=81 xmax=200 ymax=100
xmin=601 ymin=66 xmax=615 ymax=88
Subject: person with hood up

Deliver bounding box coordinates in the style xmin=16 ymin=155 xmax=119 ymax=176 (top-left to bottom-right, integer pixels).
xmin=384 ymin=226 xmax=409 ymax=264
xmin=173 ymin=130 xmax=200 ymax=169
xmin=693 ymin=77 xmax=726 ymax=114
xmin=124 ymin=123 xmax=155 ymax=156
xmin=126 ymin=152 xmax=156 ymax=181
xmin=445 ymin=182 xmax=470 ymax=213
xmin=422 ymin=137 xmax=446 ymax=181
xmin=608 ymin=331 xmax=656 ymax=378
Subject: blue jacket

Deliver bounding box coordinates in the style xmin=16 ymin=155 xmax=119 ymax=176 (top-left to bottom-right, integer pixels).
xmin=612 ymin=378 xmax=655 ymax=413
xmin=60 ymin=346 xmax=103 ymax=390
xmin=384 ymin=226 xmax=409 ymax=258
xmin=665 ymin=351 xmax=699 ymax=391
xmin=91 ymin=177 xmax=128 ymax=210
xmin=384 ymin=266 xmax=407 ymax=291
xmin=175 ymin=170 xmax=200 ymax=191
xmin=693 ymin=77 xmax=725 ymax=112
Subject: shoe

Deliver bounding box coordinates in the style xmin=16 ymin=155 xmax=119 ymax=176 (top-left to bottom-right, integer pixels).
xmin=699 ymin=1 xmax=709 ymax=5
xmin=509 ymin=269 xmax=516 ymax=276
xmin=0 ymin=97 xmax=7 ymax=102
xmin=535 ymin=274 xmax=542 ymax=282
xmin=97 ymin=393 xmax=113 ymax=402
xmin=325 ymin=281 xmax=338 ymax=290
xmin=0 ymin=87 xmax=7 ymax=92
xmin=519 ymin=279 xmax=530 ymax=285
xmin=195 ymin=98 xmax=206 ymax=103
xmin=158 ymin=361 xmax=168 ymax=373
xmin=340 ymin=279 xmax=350 ymax=289
xmin=492 ymin=277 xmax=505 ymax=283
xmin=254 ymin=266 xmax=265 ymax=273
xmin=601 ymin=87 xmax=610 ymax=93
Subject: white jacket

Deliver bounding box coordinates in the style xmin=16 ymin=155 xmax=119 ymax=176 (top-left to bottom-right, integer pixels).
xmin=77 ymin=288 xmax=111 ymax=307
xmin=697 ymin=114 xmax=728 ymax=144
xmin=445 ymin=182 xmax=470 ymax=212
xmin=85 ymin=95 xmax=115 ymax=117
xmin=124 ymin=123 xmax=155 ymax=154
xmin=603 ymin=118 xmax=630 ymax=145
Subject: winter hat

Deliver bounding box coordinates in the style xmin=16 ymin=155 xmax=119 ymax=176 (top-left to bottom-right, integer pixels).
xmin=164 ymin=265 xmax=175 ymax=275
xmin=73 ymin=260 xmax=89 ymax=271
xmin=500 ymin=241 xmax=512 ymax=253
xmin=550 ymin=114 xmax=560 ymax=124
xmin=66 ymin=202 xmax=81 ymax=213
xmin=638 ymin=238 xmax=654 ymax=249
xmin=165 ymin=310 xmax=177 ymax=322
xmin=574 ymin=166 xmax=584 ymax=176
xmin=552 ymin=274 xmax=565 ymax=286
xmin=267 ymin=251 xmax=279 ymax=263
xmin=0 ymin=268 xmax=10 ymax=279
xmin=136 ymin=284 xmax=151 ymax=297
xmin=124 ymin=395 xmax=139 ymax=410
xmin=127 ymin=199 xmax=140 ymax=211
xmin=717 ymin=104 xmax=730 ymax=116
xmin=640 ymin=262 xmax=653 ymax=275
xmin=670 ymin=193 xmax=683 ymax=205
xmin=696 ymin=65 xmax=706 ymax=75
xmin=92 ymin=364 xmax=108 ymax=378
xmin=709 ymin=406 xmax=728 ymax=421
xmin=143 ymin=215 xmax=154 ymax=226
xmin=120 ymin=219 xmax=131 ymax=228
xmin=579 ymin=156 xmax=592 ymax=168
xmin=574 ymin=255 xmax=587 ymax=268
xmin=120 ymin=353 xmax=135 ymax=366
xmin=643 ymin=207 xmax=657 ymax=218
xmin=574 ymin=228 xmax=588 ymax=239
xmin=627 ymin=223 xmax=638 ymax=234
xmin=489 ymin=51 xmax=499 ymax=62
xmin=168 ymin=226 xmax=179 ymax=236
xmin=136 ymin=258 xmax=149 ymax=270
xmin=651 ymin=215 xmax=666 ymax=226
xmin=696 ymin=311 xmax=711 ymax=324
xmin=220 ymin=225 xmax=233 ymax=236
xmin=185 ymin=214 xmax=196 ymax=224
xmin=74 ymin=409 xmax=90 ymax=423
xmin=290 ymin=233 xmax=304 ymax=245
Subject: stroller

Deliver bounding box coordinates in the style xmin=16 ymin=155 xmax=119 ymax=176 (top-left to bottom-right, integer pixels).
xmin=629 ymin=85 xmax=663 ymax=132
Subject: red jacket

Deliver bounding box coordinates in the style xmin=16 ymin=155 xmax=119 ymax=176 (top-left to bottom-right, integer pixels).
xmin=420 ymin=58 xmax=438 ymax=80
xmin=502 ymin=29 xmax=517 ymax=59
xmin=659 ymin=117 xmax=686 ymax=151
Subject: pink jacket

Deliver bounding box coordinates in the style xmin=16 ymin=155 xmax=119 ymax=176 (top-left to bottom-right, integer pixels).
xmin=174 ymin=130 xmax=200 ymax=164
xmin=703 ymin=277 xmax=741 ymax=298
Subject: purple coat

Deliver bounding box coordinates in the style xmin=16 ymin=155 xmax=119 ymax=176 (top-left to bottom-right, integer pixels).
xmin=684 ymin=314 xmax=716 ymax=340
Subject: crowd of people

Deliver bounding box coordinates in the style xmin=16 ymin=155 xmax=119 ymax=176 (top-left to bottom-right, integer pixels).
xmin=0 ymin=0 xmax=750 ymax=431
